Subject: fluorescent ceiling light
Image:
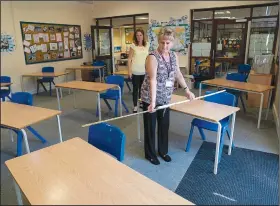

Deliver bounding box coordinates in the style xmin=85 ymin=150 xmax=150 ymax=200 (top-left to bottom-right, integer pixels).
xmin=215 ymin=11 xmax=225 ymax=14
xmin=136 ymin=17 xmax=148 ymax=20
xmin=226 ymin=11 xmax=231 ymax=14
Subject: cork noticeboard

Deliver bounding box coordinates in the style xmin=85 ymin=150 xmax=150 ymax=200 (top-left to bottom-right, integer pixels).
xmin=20 ymin=21 xmax=83 ymax=65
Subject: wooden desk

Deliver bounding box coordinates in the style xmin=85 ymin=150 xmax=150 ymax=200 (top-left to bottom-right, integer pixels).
xmin=200 ymin=78 xmax=275 ymax=129
xmin=1 ymin=82 xmax=12 ymax=87
xmin=66 ymin=66 xmax=105 ymax=82
xmin=21 ymin=72 xmax=70 ymax=97
xmin=1 ymin=102 xmax=63 ymax=154
xmin=55 ymin=81 xmax=122 ymax=121
xmin=114 ymin=70 xmax=129 ymax=76
xmin=199 ymin=62 xmax=221 ymax=68
xmin=170 ymin=95 xmax=239 ymax=175
xmin=5 ymin=137 xmax=192 ymax=205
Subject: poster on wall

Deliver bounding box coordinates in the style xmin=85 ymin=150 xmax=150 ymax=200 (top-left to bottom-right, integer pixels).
xmin=1 ymin=33 xmax=16 ymax=53
xmin=83 ymin=33 xmax=92 ymax=51
xmin=20 ymin=21 xmax=83 ymax=65
xmin=148 ymin=15 xmax=190 ymax=55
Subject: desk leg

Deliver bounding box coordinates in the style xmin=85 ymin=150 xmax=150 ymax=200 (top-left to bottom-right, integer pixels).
xmin=56 ymin=115 xmax=63 ymax=142
xmin=73 ymin=89 xmax=77 ymax=108
xmin=99 ymin=68 xmax=102 ymax=82
xmin=9 ymin=130 xmax=14 ymax=142
xmin=21 ymin=76 xmax=24 ymax=92
xmin=13 ymin=178 xmax=23 ymax=206
xmin=60 ymin=88 xmax=63 ymax=99
xmin=21 ymin=129 xmax=30 ymax=154
xmin=97 ymin=92 xmax=101 ymax=121
xmin=137 ymin=100 xmax=141 ymax=142
xmin=118 ymin=85 xmax=122 ymax=116
xmin=199 ymin=83 xmax=202 ymax=96
xmin=228 ymin=112 xmax=236 ymax=155
xmin=214 ymin=122 xmax=222 ymax=175
xmin=265 ymin=90 xmax=272 ymax=120
xmin=56 ymin=88 xmax=61 ymax=111
xmin=102 ymin=67 xmax=105 ymax=82
xmin=257 ymin=93 xmax=264 ymax=129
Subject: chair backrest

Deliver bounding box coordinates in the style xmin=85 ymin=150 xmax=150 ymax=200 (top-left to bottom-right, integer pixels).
xmin=238 ymin=64 xmax=251 ymax=75
xmin=88 ymin=123 xmax=126 ymax=162
xmin=105 ymin=75 xmax=125 ymax=94
xmin=226 ymin=73 xmax=247 ymax=82
xmin=42 ymin=66 xmax=54 ymax=81
xmin=11 ymin=92 xmax=33 ymax=106
xmin=204 ymin=90 xmax=236 ymax=107
xmin=0 ymin=76 xmax=11 ymax=92
xmin=92 ymin=60 xmax=105 ymax=66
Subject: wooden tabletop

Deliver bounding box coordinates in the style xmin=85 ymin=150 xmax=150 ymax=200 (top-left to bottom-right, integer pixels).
xmin=170 ymin=95 xmax=240 ymax=122
xmin=1 ymin=102 xmax=61 ymax=130
xmin=0 ymin=82 xmax=12 ymax=87
xmin=199 ymin=62 xmax=221 ymax=68
xmin=66 ymin=65 xmax=104 ymax=70
xmin=114 ymin=70 xmax=129 ymax=76
xmin=55 ymin=81 xmax=117 ymax=92
xmin=202 ymin=78 xmax=274 ymax=93
xmin=5 ymin=137 xmax=192 ymax=205
xmin=22 ymin=71 xmax=70 ymax=77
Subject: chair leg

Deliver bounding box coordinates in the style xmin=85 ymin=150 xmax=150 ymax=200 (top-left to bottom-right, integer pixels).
xmin=37 ymin=81 xmax=39 ymax=95
xmin=122 ymin=100 xmax=129 ymax=113
xmin=49 ymin=82 xmax=52 ymax=96
xmin=198 ymin=127 xmax=206 ymax=141
xmin=114 ymin=99 xmax=119 ymax=117
xmin=7 ymin=95 xmax=12 ymax=101
xmin=125 ymin=81 xmax=131 ymax=92
xmin=96 ymin=104 xmax=99 ymax=117
xmin=17 ymin=131 xmax=23 ymax=157
xmin=226 ymin=129 xmax=234 ymax=149
xmin=240 ymin=95 xmax=246 ymax=113
xmin=218 ymin=128 xmax=226 ymax=163
xmin=27 ymin=126 xmax=47 ymax=143
xmin=186 ymin=125 xmax=195 ymax=152
xmin=40 ymin=82 xmax=48 ymax=92
xmin=52 ymin=81 xmax=55 ymax=85
xmin=103 ymin=99 xmax=112 ymax=111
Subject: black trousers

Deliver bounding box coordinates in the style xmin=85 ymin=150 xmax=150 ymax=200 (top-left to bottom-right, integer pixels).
xmin=142 ymin=102 xmax=170 ymax=159
xmin=132 ymin=74 xmax=145 ymax=107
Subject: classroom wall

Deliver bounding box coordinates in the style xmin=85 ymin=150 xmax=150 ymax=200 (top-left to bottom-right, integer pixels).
xmin=91 ymin=1 xmax=275 ymax=70
xmin=1 ymin=1 xmax=93 ymax=93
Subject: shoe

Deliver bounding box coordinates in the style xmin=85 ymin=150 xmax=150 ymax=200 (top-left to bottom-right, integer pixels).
xmin=133 ymin=107 xmax=138 ymax=113
xmin=145 ymin=157 xmax=160 ymax=165
xmin=159 ymin=154 xmax=171 ymax=162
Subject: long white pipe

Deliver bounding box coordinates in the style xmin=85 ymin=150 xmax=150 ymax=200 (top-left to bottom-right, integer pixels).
xmin=82 ymin=90 xmax=226 ymax=128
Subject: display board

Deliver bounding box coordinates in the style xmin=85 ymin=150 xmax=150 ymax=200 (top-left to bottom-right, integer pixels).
xmin=148 ymin=15 xmax=190 ymax=55
xmin=20 ymin=21 xmax=83 ymax=65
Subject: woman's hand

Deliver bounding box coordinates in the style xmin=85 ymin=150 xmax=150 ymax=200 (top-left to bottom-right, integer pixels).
xmin=185 ymin=90 xmax=195 ymax=100
xmin=148 ymin=102 xmax=156 ymax=113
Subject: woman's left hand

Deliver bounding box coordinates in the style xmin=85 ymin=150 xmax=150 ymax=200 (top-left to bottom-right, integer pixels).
xmin=185 ymin=90 xmax=195 ymax=100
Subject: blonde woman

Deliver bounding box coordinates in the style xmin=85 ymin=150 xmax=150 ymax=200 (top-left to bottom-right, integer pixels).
xmin=128 ymin=28 xmax=149 ymax=113
xmin=141 ymin=27 xmax=195 ymax=165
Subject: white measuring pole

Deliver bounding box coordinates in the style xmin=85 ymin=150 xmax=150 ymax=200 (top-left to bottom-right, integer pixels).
xmin=82 ymin=90 xmax=226 ymax=128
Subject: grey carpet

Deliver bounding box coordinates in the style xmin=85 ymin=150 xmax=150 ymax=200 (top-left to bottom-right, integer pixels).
xmin=175 ymin=141 xmax=279 ymax=205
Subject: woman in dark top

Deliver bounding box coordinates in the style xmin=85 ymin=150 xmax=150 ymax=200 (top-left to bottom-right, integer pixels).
xmin=141 ymin=27 xmax=195 ymax=165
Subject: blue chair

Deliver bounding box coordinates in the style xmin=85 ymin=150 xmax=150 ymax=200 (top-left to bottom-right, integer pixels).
xmin=88 ymin=123 xmax=126 ymax=161
xmin=96 ymin=75 xmax=129 ymax=117
xmin=238 ymin=64 xmax=251 ymax=80
xmin=10 ymin=92 xmax=47 ymax=156
xmin=226 ymin=73 xmax=247 ymax=113
xmin=186 ymin=91 xmax=236 ymax=162
xmin=37 ymin=66 xmax=55 ymax=96
xmin=92 ymin=60 xmax=106 ymax=82
xmin=0 ymin=76 xmax=12 ymax=101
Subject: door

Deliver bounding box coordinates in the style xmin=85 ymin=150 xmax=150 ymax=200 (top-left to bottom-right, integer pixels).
xmin=91 ymin=26 xmax=113 ymax=74
xmin=211 ymin=19 xmax=248 ymax=77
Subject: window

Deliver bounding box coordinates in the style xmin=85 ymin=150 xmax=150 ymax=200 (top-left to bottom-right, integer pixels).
xmin=214 ymin=8 xmax=250 ymax=19
xmin=193 ymin=11 xmax=213 ymax=20
xmin=253 ymin=5 xmax=279 ymax=17
xmin=98 ymin=19 xmax=111 ymax=26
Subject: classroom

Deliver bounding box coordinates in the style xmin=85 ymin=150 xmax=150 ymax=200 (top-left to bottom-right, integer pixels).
xmin=1 ymin=1 xmax=279 ymax=205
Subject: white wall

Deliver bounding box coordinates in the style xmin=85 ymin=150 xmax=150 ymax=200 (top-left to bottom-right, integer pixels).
xmin=91 ymin=1 xmax=275 ymax=69
xmin=1 ymin=1 xmax=93 ymax=93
